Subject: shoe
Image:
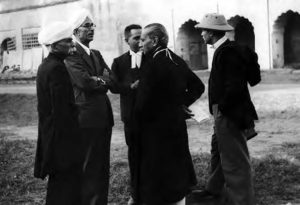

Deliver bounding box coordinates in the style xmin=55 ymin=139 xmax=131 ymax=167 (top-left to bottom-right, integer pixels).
xmin=128 ymin=196 xmax=136 ymax=205
xmin=191 ymin=189 xmax=219 ymax=199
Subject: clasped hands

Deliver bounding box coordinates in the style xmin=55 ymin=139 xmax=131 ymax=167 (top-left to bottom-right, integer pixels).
xmin=130 ymin=80 xmax=139 ymax=89
xmin=182 ymin=105 xmax=194 ymax=119
xmin=92 ymin=69 xmax=111 ymax=86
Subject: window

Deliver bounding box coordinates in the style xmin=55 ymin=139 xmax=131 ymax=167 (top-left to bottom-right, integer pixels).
xmin=7 ymin=37 xmax=16 ymax=51
xmin=22 ymin=33 xmax=40 ymax=49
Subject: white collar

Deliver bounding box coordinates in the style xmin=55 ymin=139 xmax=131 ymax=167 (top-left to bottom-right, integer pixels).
xmin=212 ymin=35 xmax=227 ymax=50
xmin=129 ymin=50 xmax=142 ymax=68
xmin=75 ymin=38 xmax=90 ymax=55
xmin=129 ymin=50 xmax=142 ymax=56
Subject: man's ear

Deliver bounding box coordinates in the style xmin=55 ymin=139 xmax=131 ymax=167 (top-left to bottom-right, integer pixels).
xmin=73 ymin=29 xmax=78 ymax=36
xmin=152 ymin=36 xmax=159 ymax=47
xmin=49 ymin=43 xmax=57 ymax=53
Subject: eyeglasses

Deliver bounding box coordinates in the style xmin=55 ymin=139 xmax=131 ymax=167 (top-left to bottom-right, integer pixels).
xmin=80 ymin=23 xmax=96 ymax=29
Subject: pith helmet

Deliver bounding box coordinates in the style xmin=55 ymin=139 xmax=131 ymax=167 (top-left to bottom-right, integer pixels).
xmin=195 ymin=13 xmax=234 ymax=31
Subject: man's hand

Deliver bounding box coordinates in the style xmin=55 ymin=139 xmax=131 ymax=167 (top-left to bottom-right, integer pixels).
xmin=91 ymin=76 xmax=98 ymax=81
xmin=103 ymin=68 xmax=110 ymax=78
xmin=182 ymin=105 xmax=194 ymax=119
xmin=130 ymin=80 xmax=139 ymax=89
xmin=92 ymin=76 xmax=107 ymax=85
xmin=68 ymin=46 xmax=77 ymax=55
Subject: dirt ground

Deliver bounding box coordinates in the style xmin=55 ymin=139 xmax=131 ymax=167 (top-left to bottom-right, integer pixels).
xmin=0 ymin=82 xmax=300 ymax=205
xmin=1 ymin=83 xmax=299 ymax=161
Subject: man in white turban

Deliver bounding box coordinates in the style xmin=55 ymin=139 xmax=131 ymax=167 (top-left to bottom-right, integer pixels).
xmin=34 ymin=21 xmax=83 ymax=205
xmin=65 ymin=9 xmax=114 ymax=205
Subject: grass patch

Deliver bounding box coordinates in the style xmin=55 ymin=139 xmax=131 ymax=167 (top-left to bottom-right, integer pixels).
xmin=1 ymin=91 xmax=300 ymax=204
xmin=1 ymin=135 xmax=299 ymax=205
xmin=281 ymin=142 xmax=300 ymax=160
xmin=0 ymin=93 xmax=122 ymax=127
xmin=253 ymin=155 xmax=300 ymax=205
xmin=0 ymin=134 xmax=45 ymax=204
xmin=109 ymin=160 xmax=130 ymax=204
xmin=0 ymin=94 xmax=37 ymax=126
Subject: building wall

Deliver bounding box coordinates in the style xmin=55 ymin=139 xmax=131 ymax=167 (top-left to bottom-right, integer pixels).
xmin=175 ymin=20 xmax=208 ymax=70
xmin=0 ymin=0 xmax=79 ymax=13
xmin=271 ymin=9 xmax=300 ymax=68
xmin=272 ymin=26 xmax=284 ymax=68
xmin=0 ymin=0 xmax=300 ymax=73
xmin=136 ymin=0 xmax=300 ymax=70
xmin=0 ymin=0 xmax=147 ymax=70
xmin=0 ymin=0 xmax=84 ymax=71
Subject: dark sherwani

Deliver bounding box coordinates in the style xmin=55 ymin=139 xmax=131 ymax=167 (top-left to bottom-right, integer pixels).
xmin=134 ymin=47 xmax=205 ymax=204
xmin=65 ymin=42 xmax=114 ymax=205
xmin=111 ymin=51 xmax=143 ymax=198
xmin=34 ymin=52 xmax=82 ymax=205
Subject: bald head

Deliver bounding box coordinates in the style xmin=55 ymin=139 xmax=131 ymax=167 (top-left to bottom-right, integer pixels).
xmin=140 ymin=23 xmax=169 ymax=54
xmin=144 ymin=23 xmax=169 ymax=47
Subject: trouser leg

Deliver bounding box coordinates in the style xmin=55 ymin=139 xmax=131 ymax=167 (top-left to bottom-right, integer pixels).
xmin=81 ymin=127 xmax=112 ymax=205
xmin=46 ymin=171 xmax=81 ymax=205
xmin=125 ymin=123 xmax=138 ymax=200
xmin=206 ymin=132 xmax=225 ymax=195
xmin=215 ymin=116 xmax=254 ymax=205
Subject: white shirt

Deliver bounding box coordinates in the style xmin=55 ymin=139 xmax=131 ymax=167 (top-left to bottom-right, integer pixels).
xmin=74 ymin=38 xmax=90 ymax=55
xmin=212 ymin=35 xmax=228 ymax=50
xmin=129 ymin=50 xmax=142 ymax=69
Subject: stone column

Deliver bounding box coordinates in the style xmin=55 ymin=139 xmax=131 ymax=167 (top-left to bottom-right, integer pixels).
xmin=272 ymin=24 xmax=284 ymax=68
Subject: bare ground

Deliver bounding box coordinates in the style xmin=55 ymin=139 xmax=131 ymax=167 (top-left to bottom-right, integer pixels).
xmin=0 ymin=83 xmax=300 ymax=204
xmin=1 ymin=84 xmax=299 ymax=160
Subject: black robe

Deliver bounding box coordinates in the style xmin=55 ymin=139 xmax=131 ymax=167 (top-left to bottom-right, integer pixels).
xmin=133 ymin=47 xmax=205 ymax=204
xmin=34 ymin=52 xmax=82 ymax=179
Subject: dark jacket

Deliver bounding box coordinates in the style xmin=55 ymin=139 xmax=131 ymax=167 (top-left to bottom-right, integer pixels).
xmin=208 ymin=40 xmax=258 ymax=129
xmin=34 ymin=53 xmax=82 ymax=179
xmin=134 ymin=47 xmax=205 ymax=204
xmin=65 ymin=43 xmax=114 ymax=128
xmin=111 ymin=51 xmax=142 ymax=123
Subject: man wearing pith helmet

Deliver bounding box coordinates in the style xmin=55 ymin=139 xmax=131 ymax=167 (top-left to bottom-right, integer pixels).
xmin=34 ymin=21 xmax=83 ymax=205
xmin=194 ymin=13 xmax=258 ymax=205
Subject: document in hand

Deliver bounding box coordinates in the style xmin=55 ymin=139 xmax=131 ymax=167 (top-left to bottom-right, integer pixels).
xmin=189 ymin=99 xmax=210 ymax=123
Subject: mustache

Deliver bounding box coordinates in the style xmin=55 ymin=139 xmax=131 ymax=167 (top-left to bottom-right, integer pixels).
xmin=87 ymin=31 xmax=94 ymax=35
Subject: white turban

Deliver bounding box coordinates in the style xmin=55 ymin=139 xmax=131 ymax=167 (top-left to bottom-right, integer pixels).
xmin=38 ymin=21 xmax=73 ymax=45
xmin=70 ymin=9 xmax=94 ymax=30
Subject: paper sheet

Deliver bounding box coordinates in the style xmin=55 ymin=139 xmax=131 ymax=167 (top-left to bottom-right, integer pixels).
xmin=189 ymin=99 xmax=210 ymax=123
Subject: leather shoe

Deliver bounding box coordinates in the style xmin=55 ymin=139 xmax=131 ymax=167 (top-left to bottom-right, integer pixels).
xmin=191 ymin=189 xmax=219 ymax=199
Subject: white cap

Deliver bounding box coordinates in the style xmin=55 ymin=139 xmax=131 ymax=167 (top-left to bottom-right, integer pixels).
xmin=38 ymin=21 xmax=73 ymax=45
xmin=70 ymin=8 xmax=93 ymax=30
